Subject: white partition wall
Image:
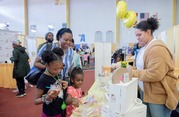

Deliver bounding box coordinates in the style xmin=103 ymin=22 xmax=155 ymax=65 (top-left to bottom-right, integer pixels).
xmin=95 ymin=43 xmax=111 ymax=78
xmin=166 ymin=27 xmax=175 ymax=55
xmin=174 ymin=25 xmax=179 ymax=71
xmin=26 ymin=36 xmax=37 ymax=67
xmin=158 ymin=25 xmax=179 ymax=72
xmin=177 ymin=0 xmax=179 ymax=25
xmin=158 ymin=28 xmax=174 ymax=54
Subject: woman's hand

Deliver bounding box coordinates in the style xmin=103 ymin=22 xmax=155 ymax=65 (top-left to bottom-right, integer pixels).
xmin=61 ymin=80 xmax=68 ymax=89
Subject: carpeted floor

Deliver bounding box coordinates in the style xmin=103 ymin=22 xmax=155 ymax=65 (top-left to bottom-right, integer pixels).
xmin=82 ymin=58 xmax=95 ymax=70
xmin=0 ymin=70 xmax=94 ymax=117
xmin=0 ymin=86 xmax=42 ymax=117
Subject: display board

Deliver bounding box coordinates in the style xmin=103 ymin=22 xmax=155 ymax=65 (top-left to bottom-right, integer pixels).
xmin=0 ymin=30 xmax=18 ymax=63
xmin=26 ymin=36 xmax=37 ymax=67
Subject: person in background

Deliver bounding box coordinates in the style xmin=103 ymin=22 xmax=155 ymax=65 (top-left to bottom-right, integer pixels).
xmin=34 ymin=28 xmax=74 ymax=83
xmin=131 ymin=42 xmax=144 ymax=66
xmin=85 ymin=46 xmax=91 ymax=64
xmin=78 ymin=48 xmax=85 ymax=66
xmin=37 ymin=32 xmax=54 ymax=53
xmin=131 ymin=42 xmax=142 ymax=56
xmin=83 ymin=52 xmax=89 ymax=66
xmin=10 ymin=40 xmax=30 ymax=97
xmin=91 ymin=47 xmax=95 ymax=63
xmin=65 ymin=67 xmax=87 ymax=117
xmin=69 ymin=39 xmax=82 ymax=68
xmin=132 ymin=17 xmax=178 ymax=117
xmin=34 ymin=48 xmax=68 ymax=117
xmin=113 ymin=54 xmax=122 ymax=63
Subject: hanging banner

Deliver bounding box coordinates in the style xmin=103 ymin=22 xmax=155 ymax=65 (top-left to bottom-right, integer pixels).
xmin=79 ymin=34 xmax=85 ymax=42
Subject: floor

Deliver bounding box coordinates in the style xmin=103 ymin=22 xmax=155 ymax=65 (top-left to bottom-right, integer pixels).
xmin=82 ymin=58 xmax=95 ymax=70
xmin=0 ymin=70 xmax=95 ymax=117
xmin=1 ymin=69 xmax=178 ymax=117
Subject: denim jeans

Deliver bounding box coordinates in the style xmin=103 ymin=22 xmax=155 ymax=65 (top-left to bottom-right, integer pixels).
xmin=139 ymin=90 xmax=171 ymax=117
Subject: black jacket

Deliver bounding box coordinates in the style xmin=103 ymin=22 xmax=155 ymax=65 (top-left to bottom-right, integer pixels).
xmin=10 ymin=46 xmax=30 ymax=79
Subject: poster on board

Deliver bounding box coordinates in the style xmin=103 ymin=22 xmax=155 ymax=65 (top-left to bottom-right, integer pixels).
xmin=0 ymin=30 xmax=18 ymax=63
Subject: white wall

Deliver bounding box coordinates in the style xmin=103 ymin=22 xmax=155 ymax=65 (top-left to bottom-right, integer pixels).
xmin=69 ymin=0 xmax=116 ymax=44
xmin=119 ymin=0 xmax=173 ymax=47
xmin=0 ymin=0 xmax=24 ymax=33
xmin=69 ymin=0 xmax=174 ymax=46
xmin=28 ymin=0 xmax=66 ymax=37
xmin=0 ymin=0 xmax=176 ymax=45
xmin=177 ymin=0 xmax=179 ymax=25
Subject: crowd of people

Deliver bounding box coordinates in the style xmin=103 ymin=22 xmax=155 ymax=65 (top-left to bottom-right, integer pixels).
xmin=10 ymin=17 xmax=179 ymax=117
xmin=10 ymin=28 xmax=89 ymax=117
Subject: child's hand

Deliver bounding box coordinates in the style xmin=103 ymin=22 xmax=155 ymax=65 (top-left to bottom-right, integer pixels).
xmin=132 ymin=66 xmax=137 ymax=70
xmin=47 ymin=90 xmax=60 ymax=100
xmin=82 ymin=91 xmax=88 ymax=97
xmin=111 ymin=67 xmax=114 ymax=72
xmin=72 ymin=98 xmax=81 ymax=107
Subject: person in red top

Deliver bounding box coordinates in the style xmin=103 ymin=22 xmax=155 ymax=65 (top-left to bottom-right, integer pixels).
xmin=83 ymin=52 xmax=89 ymax=66
xmin=65 ymin=67 xmax=87 ymax=117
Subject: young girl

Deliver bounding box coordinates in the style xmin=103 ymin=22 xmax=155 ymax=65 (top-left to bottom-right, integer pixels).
xmin=65 ymin=67 xmax=86 ymax=117
xmin=34 ymin=47 xmax=68 ymax=117
xmin=83 ymin=52 xmax=89 ymax=66
xmin=114 ymin=54 xmax=122 ymax=63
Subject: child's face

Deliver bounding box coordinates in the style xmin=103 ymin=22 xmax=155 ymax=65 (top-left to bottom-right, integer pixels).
xmin=46 ymin=60 xmax=64 ymax=76
xmin=116 ymin=57 xmax=121 ymax=62
xmin=72 ymin=74 xmax=84 ymax=88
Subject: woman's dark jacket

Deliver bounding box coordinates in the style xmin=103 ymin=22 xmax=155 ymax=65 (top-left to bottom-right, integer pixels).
xmin=10 ymin=46 xmax=30 ymax=79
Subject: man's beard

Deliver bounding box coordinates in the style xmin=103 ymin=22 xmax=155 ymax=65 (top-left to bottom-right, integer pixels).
xmin=47 ymin=39 xmax=53 ymax=43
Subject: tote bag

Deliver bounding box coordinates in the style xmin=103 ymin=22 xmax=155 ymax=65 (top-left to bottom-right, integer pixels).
xmin=25 ymin=67 xmax=44 ymax=85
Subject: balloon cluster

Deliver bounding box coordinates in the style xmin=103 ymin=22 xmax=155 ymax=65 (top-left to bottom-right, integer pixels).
xmin=116 ymin=0 xmax=137 ymax=28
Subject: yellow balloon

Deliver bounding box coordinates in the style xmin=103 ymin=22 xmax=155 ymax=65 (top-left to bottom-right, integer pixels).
xmin=116 ymin=1 xmax=127 ymax=19
xmin=117 ymin=0 xmax=127 ymax=8
xmin=124 ymin=11 xmax=137 ymax=28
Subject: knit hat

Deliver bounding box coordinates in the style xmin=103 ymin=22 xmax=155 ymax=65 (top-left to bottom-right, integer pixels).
xmin=12 ymin=40 xmax=21 ymax=45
